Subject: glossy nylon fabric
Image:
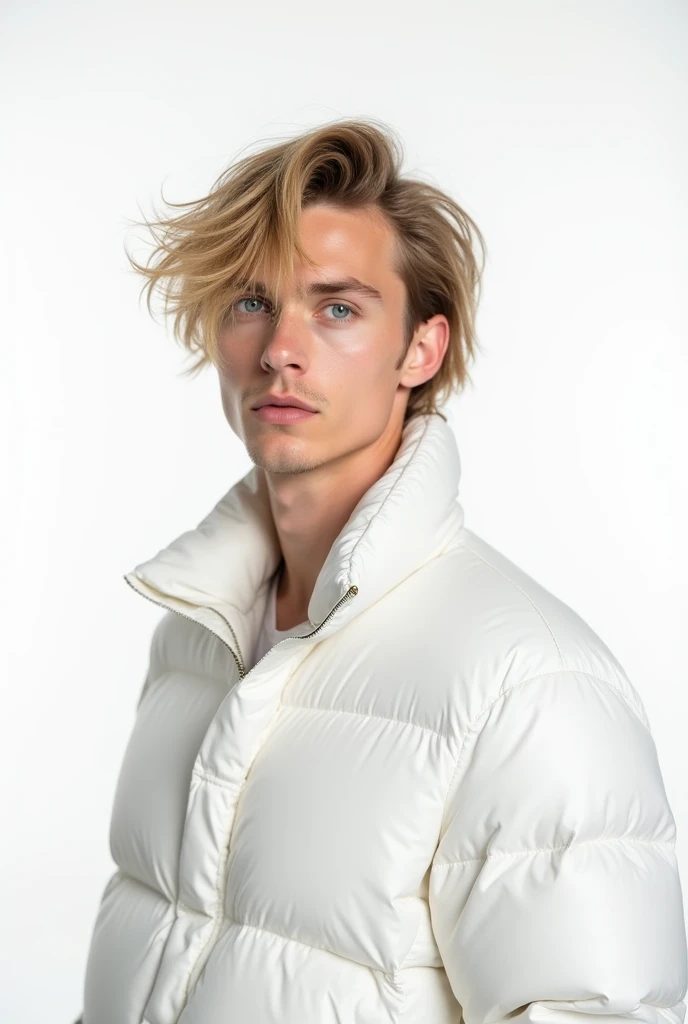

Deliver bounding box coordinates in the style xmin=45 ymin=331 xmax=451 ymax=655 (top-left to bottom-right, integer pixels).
xmin=81 ymin=412 xmax=688 ymax=1024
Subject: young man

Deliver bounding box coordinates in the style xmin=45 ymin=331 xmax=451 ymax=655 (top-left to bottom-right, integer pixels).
xmin=77 ymin=119 xmax=687 ymax=1024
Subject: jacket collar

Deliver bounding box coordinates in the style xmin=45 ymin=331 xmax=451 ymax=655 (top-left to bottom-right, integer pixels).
xmin=124 ymin=412 xmax=464 ymax=668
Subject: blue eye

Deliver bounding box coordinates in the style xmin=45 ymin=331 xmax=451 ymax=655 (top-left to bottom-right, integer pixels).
xmin=327 ymin=303 xmax=353 ymax=320
xmin=236 ymin=295 xmax=270 ymax=315
xmin=233 ymin=295 xmax=357 ymax=324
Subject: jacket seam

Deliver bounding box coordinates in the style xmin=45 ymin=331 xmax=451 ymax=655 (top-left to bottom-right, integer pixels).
xmin=438 ymin=667 xmax=652 ymax=833
xmin=177 ymin=774 xmax=244 ymax=1002
xmin=227 ymin=917 xmax=406 ymax=1017
xmin=115 ymin=866 xmax=178 ymax=908
xmin=191 ymin=766 xmax=243 ymax=789
xmin=226 ymin=916 xmax=391 ymax=974
xmin=462 ymin=536 xmax=564 ymax=667
xmin=228 ymin=916 xmax=336 ymax=955
xmin=433 ymin=834 xmax=677 ymax=867
xmin=461 ymin=537 xmax=649 ymax=729
xmin=279 ymin=700 xmax=451 ymax=742
xmin=280 ymin=667 xmax=645 ymax=753
xmin=478 ymin=668 xmax=646 ymax=736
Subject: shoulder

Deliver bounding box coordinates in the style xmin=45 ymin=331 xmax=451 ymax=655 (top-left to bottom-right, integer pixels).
xmin=421 ymin=527 xmax=649 ymax=733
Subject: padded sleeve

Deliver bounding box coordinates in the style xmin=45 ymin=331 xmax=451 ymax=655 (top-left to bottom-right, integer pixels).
xmin=429 ymin=669 xmax=688 ymax=1024
xmin=133 ymin=610 xmax=170 ymax=711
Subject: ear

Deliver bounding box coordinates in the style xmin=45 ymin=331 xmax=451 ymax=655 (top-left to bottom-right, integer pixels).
xmin=399 ymin=314 xmax=450 ymax=389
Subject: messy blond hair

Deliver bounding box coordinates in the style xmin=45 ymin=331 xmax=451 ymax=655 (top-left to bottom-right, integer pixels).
xmin=125 ymin=117 xmax=487 ymax=424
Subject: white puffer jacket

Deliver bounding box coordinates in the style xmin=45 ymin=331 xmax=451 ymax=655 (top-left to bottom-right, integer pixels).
xmin=80 ymin=412 xmax=687 ymax=1024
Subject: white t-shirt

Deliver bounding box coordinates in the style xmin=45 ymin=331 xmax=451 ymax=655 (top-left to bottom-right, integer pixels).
xmin=250 ymin=567 xmax=311 ymax=669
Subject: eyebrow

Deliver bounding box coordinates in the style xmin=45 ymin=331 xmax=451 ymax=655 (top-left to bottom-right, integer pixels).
xmin=246 ymin=277 xmax=384 ymax=304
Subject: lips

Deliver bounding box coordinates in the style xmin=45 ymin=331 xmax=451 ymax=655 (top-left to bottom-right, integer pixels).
xmin=252 ymin=395 xmax=317 ymax=413
xmin=253 ymin=404 xmax=317 ymax=424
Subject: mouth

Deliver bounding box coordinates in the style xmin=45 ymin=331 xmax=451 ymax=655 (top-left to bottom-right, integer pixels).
xmin=252 ymin=404 xmax=319 ymax=424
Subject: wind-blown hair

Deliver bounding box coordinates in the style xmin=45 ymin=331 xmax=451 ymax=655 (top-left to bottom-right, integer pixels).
xmin=125 ymin=117 xmax=487 ymax=424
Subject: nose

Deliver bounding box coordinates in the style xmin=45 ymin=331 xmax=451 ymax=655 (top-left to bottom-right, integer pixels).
xmin=260 ymin=307 xmax=309 ymax=372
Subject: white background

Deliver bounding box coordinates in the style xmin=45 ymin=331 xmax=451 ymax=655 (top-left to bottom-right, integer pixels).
xmin=1 ymin=1 xmax=686 ymax=1020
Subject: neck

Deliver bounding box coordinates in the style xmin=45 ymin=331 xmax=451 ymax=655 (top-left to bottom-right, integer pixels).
xmin=265 ymin=424 xmax=404 ymax=627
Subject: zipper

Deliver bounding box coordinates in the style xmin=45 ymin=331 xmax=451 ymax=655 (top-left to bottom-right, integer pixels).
xmin=123 ymin=574 xmax=359 ymax=681
xmin=123 ymin=574 xmax=246 ymax=678
xmin=243 ymin=581 xmax=359 ymax=677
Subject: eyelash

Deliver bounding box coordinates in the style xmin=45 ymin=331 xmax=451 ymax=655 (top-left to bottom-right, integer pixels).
xmin=234 ymin=294 xmax=359 ymax=324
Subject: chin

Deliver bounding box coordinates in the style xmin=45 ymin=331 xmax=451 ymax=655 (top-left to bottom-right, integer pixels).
xmin=246 ymin=435 xmax=321 ymax=476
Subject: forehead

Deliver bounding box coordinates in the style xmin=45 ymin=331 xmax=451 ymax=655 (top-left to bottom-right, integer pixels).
xmin=298 ymin=202 xmax=396 ymax=268
xmin=251 ymin=203 xmax=404 ymax=303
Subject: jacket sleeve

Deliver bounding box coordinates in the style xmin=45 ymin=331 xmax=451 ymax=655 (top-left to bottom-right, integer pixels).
xmin=429 ymin=668 xmax=688 ymax=1024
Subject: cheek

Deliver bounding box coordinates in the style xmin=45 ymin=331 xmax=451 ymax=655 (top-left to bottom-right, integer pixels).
xmin=218 ymin=373 xmax=239 ymax=431
xmin=215 ymin=339 xmax=248 ymax=432
xmin=216 ymin=331 xmax=253 ymax=380
xmin=324 ymin=333 xmax=398 ymax=394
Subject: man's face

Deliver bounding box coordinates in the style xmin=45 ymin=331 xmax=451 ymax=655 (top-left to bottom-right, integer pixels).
xmin=217 ymin=202 xmax=435 ymax=476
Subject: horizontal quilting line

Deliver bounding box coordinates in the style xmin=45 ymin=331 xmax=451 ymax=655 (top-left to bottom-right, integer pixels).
xmin=191 ymin=766 xmax=243 ymax=789
xmin=176 ymin=899 xmax=211 ymax=918
xmin=226 ymin=917 xmax=379 ymax=970
xmin=118 ymin=866 xmax=174 ymax=904
xmin=433 ymin=834 xmax=676 ymax=868
xmin=279 ymin=700 xmax=451 ymax=741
